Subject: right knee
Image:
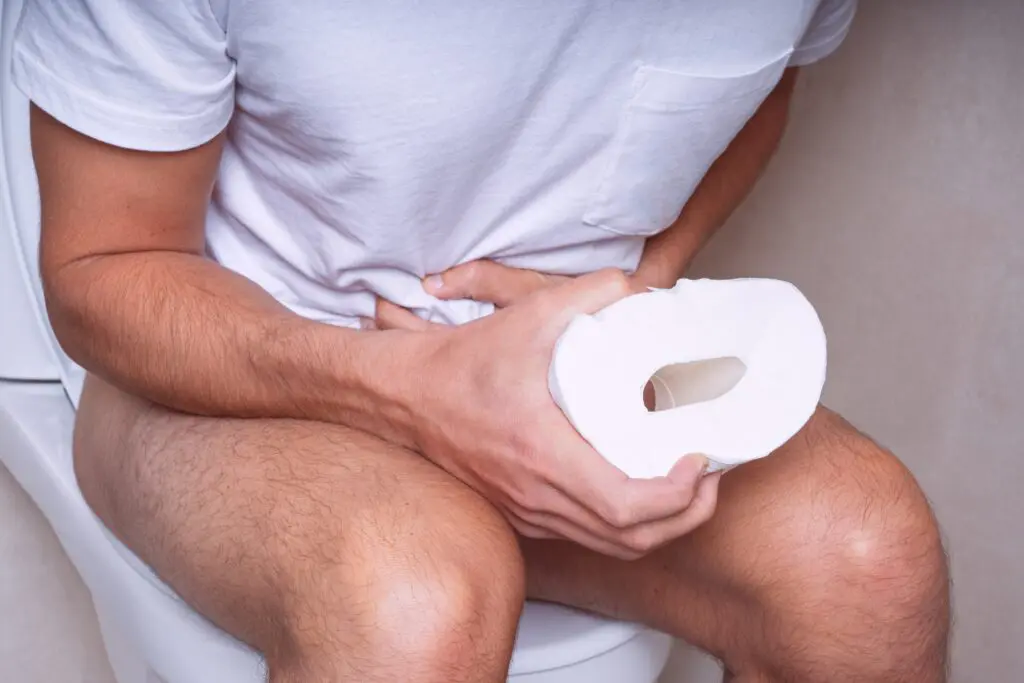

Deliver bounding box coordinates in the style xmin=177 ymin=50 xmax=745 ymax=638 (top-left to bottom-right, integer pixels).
xmin=365 ymin=546 xmax=525 ymax=672
xmin=272 ymin=508 xmax=526 ymax=681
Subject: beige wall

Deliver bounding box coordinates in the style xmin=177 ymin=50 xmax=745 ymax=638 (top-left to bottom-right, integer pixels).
xmin=688 ymin=0 xmax=1024 ymax=679
xmin=0 ymin=1 xmax=1020 ymax=682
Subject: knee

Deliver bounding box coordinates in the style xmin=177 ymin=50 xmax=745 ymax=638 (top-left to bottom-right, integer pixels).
xmin=748 ymin=408 xmax=950 ymax=681
xmin=361 ymin=528 xmax=527 ymax=668
xmin=794 ymin=409 xmax=948 ymax=594
xmin=277 ymin=496 xmax=526 ymax=680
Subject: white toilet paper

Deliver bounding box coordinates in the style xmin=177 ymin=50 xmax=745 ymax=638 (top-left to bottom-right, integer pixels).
xmin=548 ymin=278 xmax=827 ymax=478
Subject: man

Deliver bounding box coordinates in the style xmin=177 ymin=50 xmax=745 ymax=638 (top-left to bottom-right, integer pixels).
xmin=14 ymin=1 xmax=949 ymax=681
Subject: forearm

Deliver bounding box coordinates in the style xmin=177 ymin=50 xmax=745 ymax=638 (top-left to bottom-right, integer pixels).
xmin=634 ymin=68 xmax=799 ymax=287
xmin=47 ymin=250 xmax=430 ymax=445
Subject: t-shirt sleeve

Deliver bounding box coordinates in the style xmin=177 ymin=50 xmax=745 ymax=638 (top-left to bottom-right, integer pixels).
xmin=12 ymin=0 xmax=235 ymax=152
xmin=791 ymin=0 xmax=858 ymax=66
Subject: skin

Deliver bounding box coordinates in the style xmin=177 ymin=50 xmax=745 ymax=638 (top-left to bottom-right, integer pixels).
xmin=34 ymin=66 xmax=950 ymax=682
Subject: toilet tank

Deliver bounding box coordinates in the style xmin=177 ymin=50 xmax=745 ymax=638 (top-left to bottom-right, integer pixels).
xmin=0 ymin=0 xmax=61 ymax=381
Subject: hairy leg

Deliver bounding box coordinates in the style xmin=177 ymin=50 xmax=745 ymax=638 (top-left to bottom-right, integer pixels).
xmin=77 ymin=372 xmax=949 ymax=682
xmin=74 ymin=376 xmax=525 ymax=683
xmin=524 ymin=407 xmax=950 ymax=683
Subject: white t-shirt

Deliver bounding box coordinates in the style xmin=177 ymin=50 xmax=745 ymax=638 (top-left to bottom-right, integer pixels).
xmin=13 ymin=0 xmax=854 ymax=400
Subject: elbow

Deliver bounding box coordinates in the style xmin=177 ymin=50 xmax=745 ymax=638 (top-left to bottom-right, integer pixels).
xmin=40 ymin=258 xmax=104 ymax=369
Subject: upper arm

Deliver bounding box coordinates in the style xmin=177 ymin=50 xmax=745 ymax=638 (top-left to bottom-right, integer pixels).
xmin=776 ymin=67 xmax=801 ymax=101
xmin=30 ymin=106 xmax=224 ymax=281
xmin=12 ymin=0 xmax=235 ymax=281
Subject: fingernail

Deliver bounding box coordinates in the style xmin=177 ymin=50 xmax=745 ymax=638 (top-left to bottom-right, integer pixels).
xmin=358 ymin=317 xmax=377 ymax=330
xmin=423 ymin=274 xmax=444 ymax=293
xmin=693 ymin=454 xmax=709 ymax=477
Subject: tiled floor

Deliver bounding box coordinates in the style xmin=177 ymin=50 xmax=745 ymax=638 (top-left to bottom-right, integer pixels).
xmin=0 ymin=461 xmax=720 ymax=683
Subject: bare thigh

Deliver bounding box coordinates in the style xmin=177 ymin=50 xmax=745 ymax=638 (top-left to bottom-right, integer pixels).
xmin=76 ymin=375 xmax=949 ymax=683
xmin=73 ymin=376 xmax=526 ymax=682
xmin=523 ymin=407 xmax=950 ymax=682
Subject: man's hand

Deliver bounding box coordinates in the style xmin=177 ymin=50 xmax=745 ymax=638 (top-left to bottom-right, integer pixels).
xmin=369 ymin=259 xmax=676 ymax=330
xmin=370 ymin=261 xmax=564 ymax=329
xmin=380 ymin=267 xmax=721 ymax=559
xmin=372 ymin=259 xmax=663 ymax=408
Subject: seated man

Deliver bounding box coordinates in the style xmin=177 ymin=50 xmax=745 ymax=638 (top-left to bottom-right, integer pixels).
xmin=14 ymin=1 xmax=949 ymax=681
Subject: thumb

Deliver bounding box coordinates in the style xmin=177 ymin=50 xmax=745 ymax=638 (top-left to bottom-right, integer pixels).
xmin=423 ymin=260 xmax=564 ymax=307
xmin=667 ymin=453 xmax=711 ymax=489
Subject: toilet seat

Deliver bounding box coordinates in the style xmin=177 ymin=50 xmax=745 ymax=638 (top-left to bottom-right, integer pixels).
xmin=0 ymin=380 xmax=673 ymax=682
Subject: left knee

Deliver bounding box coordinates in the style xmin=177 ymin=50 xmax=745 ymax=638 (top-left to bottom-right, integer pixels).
xmin=747 ymin=408 xmax=950 ymax=682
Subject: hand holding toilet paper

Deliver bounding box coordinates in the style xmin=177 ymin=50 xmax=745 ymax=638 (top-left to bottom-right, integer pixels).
xmin=549 ymin=278 xmax=827 ymax=479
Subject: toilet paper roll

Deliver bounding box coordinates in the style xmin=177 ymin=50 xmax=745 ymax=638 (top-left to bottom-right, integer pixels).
xmin=548 ymin=278 xmax=827 ymax=479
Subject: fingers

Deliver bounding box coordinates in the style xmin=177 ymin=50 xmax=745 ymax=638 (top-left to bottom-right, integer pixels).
xmin=372 ymin=298 xmax=439 ymax=331
xmin=506 ymin=499 xmax=650 ymax=559
xmin=419 ymin=264 xmax=638 ymax=324
xmin=510 ymin=467 xmax=722 ymax=560
xmin=536 ymin=269 xmax=643 ymax=329
xmin=560 ymin=441 xmax=712 ymax=527
xmin=610 ymin=471 xmax=721 ymax=557
xmin=523 ymin=416 xmax=716 ymax=556
xmin=423 ymin=260 xmax=570 ymax=307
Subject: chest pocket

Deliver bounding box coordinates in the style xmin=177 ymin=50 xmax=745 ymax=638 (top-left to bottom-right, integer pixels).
xmin=583 ymin=52 xmax=792 ymax=236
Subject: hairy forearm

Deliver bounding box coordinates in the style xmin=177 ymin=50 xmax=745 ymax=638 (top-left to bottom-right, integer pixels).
xmin=47 ymin=250 xmax=429 ymax=444
xmin=634 ymin=69 xmax=799 ymax=287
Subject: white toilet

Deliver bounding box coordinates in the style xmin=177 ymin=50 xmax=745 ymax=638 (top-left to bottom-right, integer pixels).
xmin=0 ymin=1 xmax=673 ymax=680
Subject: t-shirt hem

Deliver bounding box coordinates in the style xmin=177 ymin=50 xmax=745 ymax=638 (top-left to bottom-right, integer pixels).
xmin=789 ymin=3 xmax=857 ymax=66
xmin=12 ymin=45 xmax=233 ymax=152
